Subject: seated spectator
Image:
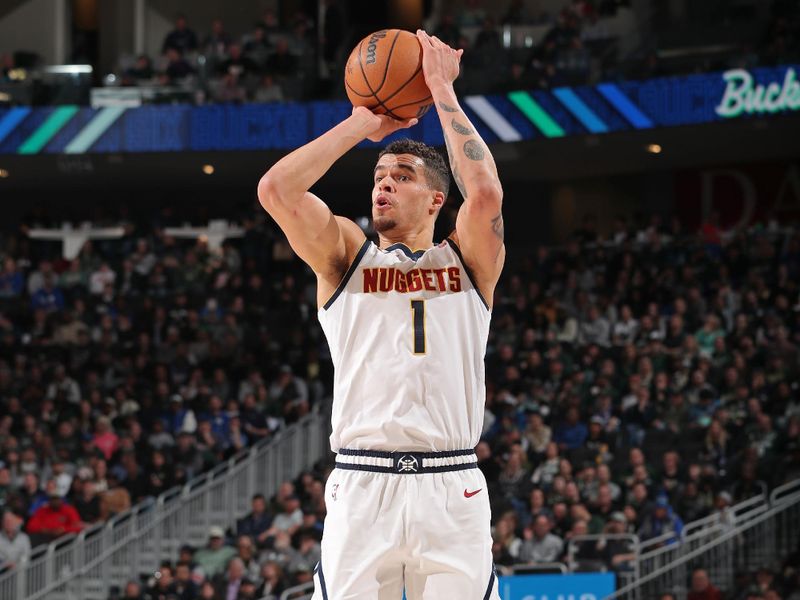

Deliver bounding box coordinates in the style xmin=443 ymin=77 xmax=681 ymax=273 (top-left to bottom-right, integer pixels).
xmin=73 ymin=480 xmax=101 ymax=525
xmin=637 ymin=495 xmax=683 ymax=544
xmin=253 ymin=73 xmax=285 ymax=104
xmin=234 ymin=534 xmax=260 ymax=581
xmin=518 ymin=514 xmax=564 ymax=563
xmin=203 ymin=18 xmax=232 ymax=59
xmin=193 ymin=526 xmax=236 ymax=579
xmin=26 ymin=491 xmax=82 ymax=545
xmin=162 ymin=14 xmax=198 ymax=55
xmin=265 ymin=38 xmax=298 ymax=80
xmin=173 ymin=560 xmax=198 ymax=599
xmin=688 ymin=567 xmax=723 ymax=600
xmin=554 ymin=407 xmax=588 ymax=451
xmin=598 ymin=512 xmax=636 ymax=571
xmin=120 ymin=580 xmax=144 ymax=600
xmin=161 ymin=48 xmax=195 ymax=84
xmin=216 ymin=43 xmax=259 ymax=79
xmin=256 ymin=560 xmax=287 ymax=598
xmin=0 ymin=258 xmax=24 ymax=298
xmin=237 ymin=493 xmax=273 ymax=548
xmin=123 ymin=54 xmax=154 ymax=85
xmin=213 ymin=556 xmax=246 ymax=599
xmin=146 ymin=563 xmax=177 ymax=598
xmin=243 ymin=25 xmax=272 ymax=67
xmin=0 ymin=510 xmax=31 ymax=567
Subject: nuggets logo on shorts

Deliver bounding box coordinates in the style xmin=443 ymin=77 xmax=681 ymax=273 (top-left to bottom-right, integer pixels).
xmin=397 ymin=455 xmax=419 ymax=472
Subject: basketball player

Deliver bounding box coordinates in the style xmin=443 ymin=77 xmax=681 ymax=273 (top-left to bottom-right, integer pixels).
xmin=258 ymin=30 xmax=503 ymax=599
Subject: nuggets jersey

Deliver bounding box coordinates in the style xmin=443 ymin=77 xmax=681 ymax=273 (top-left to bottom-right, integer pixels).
xmin=317 ymin=238 xmax=492 ymax=452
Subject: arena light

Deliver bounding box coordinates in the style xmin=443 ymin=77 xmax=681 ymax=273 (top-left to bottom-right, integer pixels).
xmin=202 ymin=164 xmax=215 ymax=175
xmin=646 ymin=143 xmax=662 ymax=154
xmin=0 ymin=169 xmax=9 ymax=178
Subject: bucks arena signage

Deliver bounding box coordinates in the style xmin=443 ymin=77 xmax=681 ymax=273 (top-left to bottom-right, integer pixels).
xmin=1 ymin=66 xmax=798 ymax=154
xmin=717 ymin=68 xmax=800 ymax=117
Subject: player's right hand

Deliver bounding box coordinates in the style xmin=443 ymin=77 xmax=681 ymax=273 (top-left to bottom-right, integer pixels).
xmin=351 ymin=106 xmax=418 ymax=143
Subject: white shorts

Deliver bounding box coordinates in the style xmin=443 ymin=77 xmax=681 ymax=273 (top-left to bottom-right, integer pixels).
xmin=311 ymin=449 xmax=501 ymax=600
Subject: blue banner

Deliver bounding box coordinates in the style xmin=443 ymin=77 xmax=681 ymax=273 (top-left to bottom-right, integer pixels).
xmin=0 ymin=64 xmax=797 ymax=154
xmin=498 ymin=573 xmax=616 ymax=600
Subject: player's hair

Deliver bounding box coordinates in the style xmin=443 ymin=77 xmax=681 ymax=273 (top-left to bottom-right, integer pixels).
xmin=378 ymin=139 xmax=450 ymax=199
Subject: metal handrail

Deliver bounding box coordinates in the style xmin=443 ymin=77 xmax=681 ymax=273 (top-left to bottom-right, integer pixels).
xmin=1 ymin=409 xmax=329 ymax=600
xmin=605 ymin=495 xmax=798 ymax=599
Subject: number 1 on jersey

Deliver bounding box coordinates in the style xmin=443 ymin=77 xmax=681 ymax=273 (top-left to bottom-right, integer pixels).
xmin=411 ymin=300 xmax=426 ymax=355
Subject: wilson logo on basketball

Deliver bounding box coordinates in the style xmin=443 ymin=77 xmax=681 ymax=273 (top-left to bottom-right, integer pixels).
xmin=365 ymin=30 xmax=388 ymax=65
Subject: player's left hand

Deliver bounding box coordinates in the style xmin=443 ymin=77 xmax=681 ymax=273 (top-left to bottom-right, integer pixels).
xmin=351 ymin=106 xmax=418 ymax=142
xmin=416 ymin=30 xmax=463 ymax=89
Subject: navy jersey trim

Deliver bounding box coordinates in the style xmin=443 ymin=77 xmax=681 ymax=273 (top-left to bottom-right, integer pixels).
xmin=445 ymin=238 xmax=490 ymax=310
xmin=322 ymin=238 xmax=371 ymax=311
xmin=483 ymin=564 xmax=497 ymax=600
xmin=383 ymin=242 xmax=427 ymax=261
xmin=316 ymin=556 xmax=329 ymax=600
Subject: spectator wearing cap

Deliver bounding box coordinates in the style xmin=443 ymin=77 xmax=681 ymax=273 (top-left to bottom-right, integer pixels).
xmin=26 ymin=490 xmax=82 ymax=545
xmin=687 ymin=567 xmax=723 ymax=600
xmin=164 ymin=394 xmax=197 ymax=436
xmin=638 ymin=495 xmax=684 ymax=544
xmin=0 ymin=510 xmax=31 ymax=567
xmin=194 ymin=526 xmax=236 ymax=578
xmin=518 ymin=514 xmax=564 ymax=563
xmin=598 ymin=511 xmax=635 ymax=572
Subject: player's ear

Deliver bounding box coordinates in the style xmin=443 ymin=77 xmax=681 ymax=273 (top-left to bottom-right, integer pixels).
xmin=429 ymin=190 xmax=445 ymax=215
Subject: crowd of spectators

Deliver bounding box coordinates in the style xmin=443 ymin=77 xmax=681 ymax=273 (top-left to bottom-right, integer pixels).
xmin=4 ymin=0 xmax=799 ymax=105
xmin=0 ymin=206 xmax=329 ymax=577
xmin=84 ymin=209 xmax=800 ymax=599
xmin=0 ymin=199 xmax=799 ymax=596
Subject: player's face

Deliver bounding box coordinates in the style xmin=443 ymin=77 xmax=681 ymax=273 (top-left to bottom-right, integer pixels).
xmin=372 ymin=153 xmax=435 ymax=234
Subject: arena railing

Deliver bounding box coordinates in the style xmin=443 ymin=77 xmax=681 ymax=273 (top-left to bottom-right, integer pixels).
xmin=0 ymin=408 xmax=330 ymax=600
xmin=563 ymin=478 xmax=800 ymax=599
xmin=606 ymin=480 xmax=800 ymax=599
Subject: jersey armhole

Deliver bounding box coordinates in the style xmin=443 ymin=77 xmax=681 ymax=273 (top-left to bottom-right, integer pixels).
xmin=321 ymin=239 xmax=372 ymax=311
xmin=446 ymin=238 xmax=491 ymax=311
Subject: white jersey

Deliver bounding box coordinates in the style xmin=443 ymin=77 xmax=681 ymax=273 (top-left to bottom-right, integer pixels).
xmin=317 ymin=238 xmax=492 ymax=452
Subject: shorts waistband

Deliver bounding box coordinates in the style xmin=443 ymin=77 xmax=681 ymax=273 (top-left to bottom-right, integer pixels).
xmin=335 ymin=448 xmax=478 ymax=474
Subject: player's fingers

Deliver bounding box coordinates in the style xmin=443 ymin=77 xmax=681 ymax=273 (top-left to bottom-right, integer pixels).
xmin=416 ymin=30 xmax=434 ymax=47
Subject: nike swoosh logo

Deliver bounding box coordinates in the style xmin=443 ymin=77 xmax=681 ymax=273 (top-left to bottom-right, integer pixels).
xmin=464 ymin=488 xmax=482 ymax=498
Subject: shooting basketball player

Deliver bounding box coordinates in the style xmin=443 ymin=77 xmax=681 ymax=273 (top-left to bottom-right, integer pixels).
xmin=258 ymin=30 xmax=504 ymax=599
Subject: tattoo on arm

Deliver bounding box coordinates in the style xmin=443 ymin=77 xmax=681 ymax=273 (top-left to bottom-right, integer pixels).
xmin=439 ymin=101 xmax=458 ymax=113
xmin=444 ymin=133 xmax=467 ymax=199
xmin=463 ymin=139 xmax=485 ymax=161
xmin=491 ymin=213 xmax=504 ymax=241
xmin=451 ymin=119 xmax=474 ymax=136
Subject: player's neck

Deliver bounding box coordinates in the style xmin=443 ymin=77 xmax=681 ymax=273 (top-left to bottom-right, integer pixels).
xmin=377 ymin=232 xmax=433 ymax=251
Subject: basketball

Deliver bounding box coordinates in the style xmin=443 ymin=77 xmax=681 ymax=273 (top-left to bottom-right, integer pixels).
xmin=344 ymin=29 xmax=432 ymax=121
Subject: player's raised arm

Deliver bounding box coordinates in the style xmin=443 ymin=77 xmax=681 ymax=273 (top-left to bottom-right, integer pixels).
xmin=416 ymin=30 xmax=505 ymax=303
xmin=257 ymin=107 xmax=417 ymax=281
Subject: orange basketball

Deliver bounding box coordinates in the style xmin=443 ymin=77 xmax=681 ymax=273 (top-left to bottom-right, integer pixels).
xmin=344 ymin=29 xmax=432 ymax=121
